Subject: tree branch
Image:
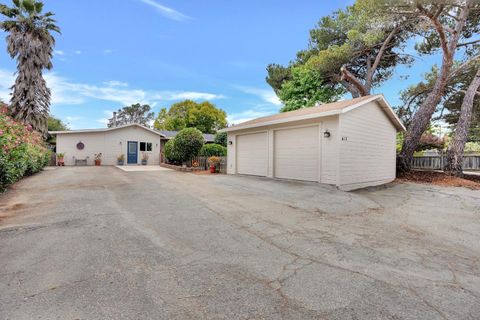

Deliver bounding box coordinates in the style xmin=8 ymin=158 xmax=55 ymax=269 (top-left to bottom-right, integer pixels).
xmin=365 ymin=26 xmax=400 ymax=91
xmin=457 ymin=39 xmax=480 ymax=48
xmin=340 ymin=66 xmax=368 ymax=96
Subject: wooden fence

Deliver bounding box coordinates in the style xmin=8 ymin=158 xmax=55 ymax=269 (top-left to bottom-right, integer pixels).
xmin=167 ymin=156 xmax=227 ymax=173
xmin=412 ymin=153 xmax=480 ymax=171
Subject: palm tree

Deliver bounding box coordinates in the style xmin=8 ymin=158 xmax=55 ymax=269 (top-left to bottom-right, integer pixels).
xmin=0 ymin=0 xmax=60 ymax=136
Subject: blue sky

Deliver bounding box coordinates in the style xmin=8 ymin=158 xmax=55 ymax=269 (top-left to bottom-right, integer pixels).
xmin=0 ymin=0 xmax=440 ymax=129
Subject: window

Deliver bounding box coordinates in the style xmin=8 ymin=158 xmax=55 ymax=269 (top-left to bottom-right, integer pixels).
xmin=139 ymin=142 xmax=152 ymax=151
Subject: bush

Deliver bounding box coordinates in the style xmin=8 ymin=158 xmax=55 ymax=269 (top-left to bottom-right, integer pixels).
xmin=199 ymin=143 xmax=227 ymax=157
xmin=0 ymin=106 xmax=51 ymax=192
xmin=214 ymin=132 xmax=227 ymax=147
xmin=165 ymin=128 xmax=204 ymax=164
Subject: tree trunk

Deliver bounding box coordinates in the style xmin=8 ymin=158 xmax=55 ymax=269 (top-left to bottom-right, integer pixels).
xmin=397 ymin=56 xmax=454 ymax=174
xmin=397 ymin=3 xmax=471 ymax=174
xmin=444 ymin=67 xmax=480 ymax=177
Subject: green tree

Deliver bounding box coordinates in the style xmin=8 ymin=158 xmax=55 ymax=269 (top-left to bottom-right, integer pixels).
xmin=278 ymin=65 xmax=343 ymax=112
xmin=107 ymin=103 xmax=154 ymax=128
xmin=199 ymin=144 xmax=227 ymax=157
xmin=214 ymin=132 xmax=227 ymax=147
xmin=47 ymin=115 xmax=68 ymax=131
xmin=1 ymin=0 xmax=60 ymax=136
xmin=153 ymin=100 xmax=227 ymax=134
xmin=165 ymin=128 xmax=204 ymax=163
xmin=266 ymin=0 xmax=413 ymax=99
xmin=394 ymin=0 xmax=480 ymax=173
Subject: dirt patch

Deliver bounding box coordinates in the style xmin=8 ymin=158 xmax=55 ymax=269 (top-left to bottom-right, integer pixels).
xmin=397 ymin=170 xmax=480 ymax=190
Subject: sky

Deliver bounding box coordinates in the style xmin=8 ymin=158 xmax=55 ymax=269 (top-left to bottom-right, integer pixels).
xmin=0 ymin=0 xmax=442 ymax=130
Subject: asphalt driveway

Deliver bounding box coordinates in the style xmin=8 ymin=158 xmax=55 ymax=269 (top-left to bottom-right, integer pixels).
xmin=1 ymin=167 xmax=479 ymax=319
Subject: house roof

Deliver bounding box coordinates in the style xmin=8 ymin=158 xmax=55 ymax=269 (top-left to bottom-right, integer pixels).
xmin=219 ymin=94 xmax=405 ymax=133
xmin=158 ymin=130 xmax=215 ymax=142
xmin=49 ymin=123 xmax=167 ymax=137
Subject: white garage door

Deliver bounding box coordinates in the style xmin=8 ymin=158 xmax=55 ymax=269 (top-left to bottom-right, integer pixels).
xmin=236 ymin=132 xmax=268 ymax=176
xmin=274 ymin=126 xmax=319 ymax=181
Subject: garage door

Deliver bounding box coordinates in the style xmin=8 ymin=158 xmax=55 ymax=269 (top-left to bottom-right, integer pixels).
xmin=236 ymin=132 xmax=268 ymax=176
xmin=274 ymin=126 xmax=319 ymax=181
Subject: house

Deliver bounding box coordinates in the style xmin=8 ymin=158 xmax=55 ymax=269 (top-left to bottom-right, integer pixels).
xmin=219 ymin=94 xmax=405 ymax=191
xmin=49 ymin=124 xmax=215 ymax=166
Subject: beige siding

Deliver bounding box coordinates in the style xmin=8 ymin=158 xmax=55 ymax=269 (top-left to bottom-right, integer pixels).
xmin=236 ymin=132 xmax=268 ymax=176
xmin=227 ymin=133 xmax=236 ymax=174
xmin=319 ymin=117 xmax=339 ymax=185
xmin=274 ymin=125 xmax=319 ymax=181
xmin=56 ymin=126 xmax=161 ymax=165
xmin=338 ymin=101 xmax=397 ymax=190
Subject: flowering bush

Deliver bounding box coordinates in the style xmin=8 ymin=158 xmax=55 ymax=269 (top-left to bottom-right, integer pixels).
xmin=0 ymin=106 xmax=51 ymax=192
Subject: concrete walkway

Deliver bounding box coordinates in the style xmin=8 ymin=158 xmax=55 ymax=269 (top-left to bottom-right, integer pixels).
xmin=115 ymin=165 xmax=173 ymax=172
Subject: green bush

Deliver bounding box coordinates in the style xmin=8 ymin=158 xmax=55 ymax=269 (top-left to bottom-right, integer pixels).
xmin=164 ymin=139 xmax=181 ymax=164
xmin=165 ymin=128 xmax=204 ymax=164
xmin=0 ymin=106 xmax=51 ymax=192
xmin=199 ymin=143 xmax=227 ymax=157
xmin=214 ymin=132 xmax=227 ymax=147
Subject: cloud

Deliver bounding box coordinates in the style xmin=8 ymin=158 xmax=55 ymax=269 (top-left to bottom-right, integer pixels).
xmin=103 ymin=49 xmax=113 ymax=54
xmin=65 ymin=116 xmax=82 ymax=122
xmin=103 ymin=80 xmax=129 ymax=87
xmin=54 ymin=50 xmax=65 ymax=56
xmin=234 ymin=85 xmax=281 ymax=106
xmin=140 ymin=0 xmax=190 ymax=21
xmin=74 ymin=50 xmax=82 ymax=55
xmin=0 ymin=68 xmax=224 ymax=108
xmin=227 ymin=104 xmax=279 ymax=125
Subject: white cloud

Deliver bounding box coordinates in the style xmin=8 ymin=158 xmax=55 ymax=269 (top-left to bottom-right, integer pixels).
xmin=74 ymin=50 xmax=82 ymax=55
xmin=96 ymin=118 xmax=110 ymax=125
xmin=140 ymin=0 xmax=190 ymax=21
xmin=65 ymin=116 xmax=82 ymax=122
xmin=234 ymin=85 xmax=282 ymax=106
xmin=0 ymin=69 xmax=14 ymax=102
xmin=103 ymin=49 xmax=113 ymax=54
xmin=103 ymin=80 xmax=129 ymax=87
xmin=54 ymin=50 xmax=65 ymax=56
xmin=0 ymin=68 xmax=224 ymax=108
xmin=227 ymin=104 xmax=279 ymax=125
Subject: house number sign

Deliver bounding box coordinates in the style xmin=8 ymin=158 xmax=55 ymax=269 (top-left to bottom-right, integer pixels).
xmin=76 ymin=142 xmax=85 ymax=150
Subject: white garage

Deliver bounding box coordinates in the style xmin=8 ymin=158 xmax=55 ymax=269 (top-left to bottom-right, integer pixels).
xmin=220 ymin=94 xmax=405 ymax=191
xmin=236 ymin=132 xmax=268 ymax=176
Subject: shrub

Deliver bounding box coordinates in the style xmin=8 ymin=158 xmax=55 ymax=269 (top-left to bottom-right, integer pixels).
xmin=214 ymin=132 xmax=227 ymax=147
xmin=199 ymin=143 xmax=227 ymax=157
xmin=0 ymin=106 xmax=51 ymax=192
xmin=171 ymin=128 xmax=204 ymax=163
xmin=164 ymin=139 xmax=180 ymax=164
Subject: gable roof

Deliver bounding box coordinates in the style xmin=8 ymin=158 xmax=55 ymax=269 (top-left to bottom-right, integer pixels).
xmin=220 ymin=94 xmax=405 ymax=133
xmin=49 ymin=123 xmax=167 ymax=137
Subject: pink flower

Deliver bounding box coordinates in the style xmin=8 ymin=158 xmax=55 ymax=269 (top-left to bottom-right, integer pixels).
xmin=0 ymin=129 xmax=3 ymax=135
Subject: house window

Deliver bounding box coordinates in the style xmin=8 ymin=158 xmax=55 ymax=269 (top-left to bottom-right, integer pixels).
xmin=140 ymin=142 xmax=152 ymax=151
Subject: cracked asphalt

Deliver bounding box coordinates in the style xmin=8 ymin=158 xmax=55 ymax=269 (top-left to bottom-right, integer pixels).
xmin=0 ymin=166 xmax=479 ymax=320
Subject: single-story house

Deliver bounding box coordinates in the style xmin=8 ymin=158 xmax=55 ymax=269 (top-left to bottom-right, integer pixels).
xmin=219 ymin=94 xmax=405 ymax=191
xmin=49 ymin=124 xmax=214 ymax=166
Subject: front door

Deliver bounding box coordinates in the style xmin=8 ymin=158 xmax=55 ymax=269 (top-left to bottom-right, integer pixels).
xmin=127 ymin=141 xmax=138 ymax=164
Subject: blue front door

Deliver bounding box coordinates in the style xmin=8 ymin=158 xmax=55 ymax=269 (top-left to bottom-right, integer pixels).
xmin=127 ymin=141 xmax=138 ymax=164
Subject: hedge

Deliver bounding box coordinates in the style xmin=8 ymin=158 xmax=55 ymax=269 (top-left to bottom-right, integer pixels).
xmin=199 ymin=143 xmax=227 ymax=157
xmin=0 ymin=107 xmax=51 ymax=192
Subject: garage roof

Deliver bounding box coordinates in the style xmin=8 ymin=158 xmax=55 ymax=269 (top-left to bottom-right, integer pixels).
xmin=49 ymin=123 xmax=167 ymax=137
xmin=220 ymin=94 xmax=405 ymax=132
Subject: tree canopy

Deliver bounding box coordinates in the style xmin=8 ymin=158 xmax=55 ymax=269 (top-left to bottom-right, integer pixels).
xmin=266 ymin=0 xmax=413 ymax=103
xmin=107 ymin=103 xmax=154 ymax=128
xmin=154 ymin=100 xmax=227 ymax=134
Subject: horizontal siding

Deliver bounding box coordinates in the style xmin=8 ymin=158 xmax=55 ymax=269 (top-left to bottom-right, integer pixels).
xmin=56 ymin=126 xmax=161 ymax=165
xmin=320 ymin=117 xmax=339 ymax=185
xmin=338 ymin=101 xmax=396 ymax=187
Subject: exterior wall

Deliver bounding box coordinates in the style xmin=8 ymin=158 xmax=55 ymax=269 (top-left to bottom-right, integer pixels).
xmin=226 ymin=116 xmax=340 ymax=185
xmin=338 ymin=101 xmax=397 ymax=190
xmin=56 ymin=126 xmax=161 ymax=165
